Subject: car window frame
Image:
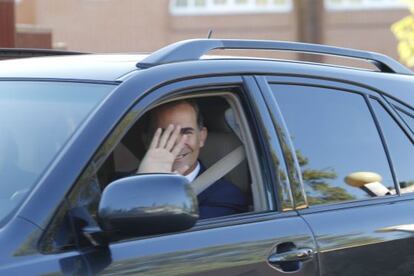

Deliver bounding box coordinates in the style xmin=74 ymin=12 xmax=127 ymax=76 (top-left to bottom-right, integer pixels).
xmin=370 ymin=96 xmax=414 ymax=195
xmin=382 ymin=95 xmax=414 ymax=137
xmin=94 ymin=76 xmax=284 ymax=230
xmin=40 ymin=74 xmax=293 ymax=252
xmin=257 ymin=75 xmax=409 ymax=213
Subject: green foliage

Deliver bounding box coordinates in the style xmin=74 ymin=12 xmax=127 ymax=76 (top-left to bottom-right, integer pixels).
xmin=297 ymin=150 xmax=356 ymax=205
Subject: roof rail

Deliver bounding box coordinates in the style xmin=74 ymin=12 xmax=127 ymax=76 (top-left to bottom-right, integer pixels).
xmin=0 ymin=48 xmax=86 ymax=60
xmin=137 ymin=39 xmax=412 ymax=75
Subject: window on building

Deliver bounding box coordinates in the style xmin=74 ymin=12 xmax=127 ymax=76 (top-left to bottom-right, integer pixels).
xmin=195 ymin=0 xmax=207 ymax=6
xmin=176 ymin=0 xmax=189 ymax=7
xmin=271 ymin=85 xmax=395 ymax=206
xmin=255 ymin=0 xmax=268 ymax=6
xmin=325 ymin=0 xmax=407 ymax=11
xmin=214 ymin=0 xmax=227 ymax=4
xmin=170 ymin=0 xmax=292 ymax=15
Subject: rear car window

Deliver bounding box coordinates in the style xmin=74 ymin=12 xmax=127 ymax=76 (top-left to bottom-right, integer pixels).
xmin=0 ymin=81 xmax=114 ymax=224
xmin=271 ymin=85 xmax=395 ymax=205
xmin=371 ymin=99 xmax=414 ymax=194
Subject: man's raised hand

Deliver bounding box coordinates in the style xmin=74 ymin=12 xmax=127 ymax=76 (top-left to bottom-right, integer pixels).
xmin=137 ymin=124 xmax=188 ymax=174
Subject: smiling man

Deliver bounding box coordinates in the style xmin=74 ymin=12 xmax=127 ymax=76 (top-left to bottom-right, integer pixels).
xmin=137 ymin=100 xmax=248 ymax=219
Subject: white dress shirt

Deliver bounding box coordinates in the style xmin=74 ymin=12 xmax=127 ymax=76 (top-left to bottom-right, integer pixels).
xmin=184 ymin=161 xmax=200 ymax=183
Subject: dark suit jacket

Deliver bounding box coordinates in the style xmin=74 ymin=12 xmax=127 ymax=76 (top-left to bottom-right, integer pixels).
xmin=111 ymin=163 xmax=249 ymax=220
xmin=197 ymin=164 xmax=248 ymax=219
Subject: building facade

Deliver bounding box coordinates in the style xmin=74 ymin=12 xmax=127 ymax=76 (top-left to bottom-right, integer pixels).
xmin=14 ymin=0 xmax=411 ymax=66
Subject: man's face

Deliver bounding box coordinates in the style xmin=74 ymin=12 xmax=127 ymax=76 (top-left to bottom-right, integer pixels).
xmin=153 ymin=102 xmax=207 ymax=175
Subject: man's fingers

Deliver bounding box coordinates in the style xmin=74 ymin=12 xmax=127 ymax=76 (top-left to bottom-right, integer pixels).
xmin=172 ymin=134 xmax=187 ymax=156
xmin=165 ymin=125 xmax=181 ymax=151
xmin=158 ymin=124 xmax=174 ymax=148
xmin=148 ymin=128 xmax=162 ymax=149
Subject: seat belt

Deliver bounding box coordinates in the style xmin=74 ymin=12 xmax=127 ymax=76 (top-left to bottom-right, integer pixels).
xmin=192 ymin=145 xmax=245 ymax=195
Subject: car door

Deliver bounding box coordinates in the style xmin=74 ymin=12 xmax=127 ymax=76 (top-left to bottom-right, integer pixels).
xmin=60 ymin=75 xmax=318 ymax=275
xmin=0 ymin=80 xmax=119 ymax=275
xmin=258 ymin=74 xmax=414 ymax=275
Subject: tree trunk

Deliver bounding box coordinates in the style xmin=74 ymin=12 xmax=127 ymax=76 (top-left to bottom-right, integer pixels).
xmin=294 ymin=0 xmax=324 ymax=62
xmin=0 ymin=0 xmax=15 ymax=47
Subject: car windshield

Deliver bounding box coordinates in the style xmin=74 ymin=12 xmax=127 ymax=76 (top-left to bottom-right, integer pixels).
xmin=0 ymin=81 xmax=115 ymax=223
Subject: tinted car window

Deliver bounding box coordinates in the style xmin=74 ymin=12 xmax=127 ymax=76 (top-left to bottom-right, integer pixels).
xmin=0 ymin=81 xmax=114 ymax=224
xmin=395 ymin=108 xmax=414 ymax=133
xmin=271 ymin=85 xmax=394 ymax=205
xmin=371 ymin=99 xmax=414 ymax=193
xmin=383 ymin=96 xmax=414 ymax=134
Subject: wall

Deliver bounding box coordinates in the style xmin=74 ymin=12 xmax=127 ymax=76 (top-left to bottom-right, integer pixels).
xmin=14 ymin=0 xmax=410 ymax=67
xmin=15 ymin=25 xmax=52 ymax=48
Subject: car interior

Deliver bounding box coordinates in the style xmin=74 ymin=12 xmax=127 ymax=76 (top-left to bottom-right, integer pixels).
xmin=96 ymin=92 xmax=267 ymax=218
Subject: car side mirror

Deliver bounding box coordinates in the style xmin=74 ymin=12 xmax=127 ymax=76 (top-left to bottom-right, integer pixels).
xmin=97 ymin=174 xmax=198 ymax=238
xmin=344 ymin=171 xmax=392 ymax=196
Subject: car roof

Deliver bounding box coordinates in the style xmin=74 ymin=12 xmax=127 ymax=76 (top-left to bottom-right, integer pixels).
xmin=0 ymin=51 xmax=399 ymax=81
xmin=0 ymin=54 xmax=147 ymax=81
xmin=0 ymin=39 xmax=412 ymax=85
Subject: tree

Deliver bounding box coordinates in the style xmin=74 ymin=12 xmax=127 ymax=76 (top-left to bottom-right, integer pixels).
xmin=297 ymin=150 xmax=355 ymax=205
xmin=276 ymin=125 xmax=355 ymax=206
xmin=0 ymin=0 xmax=15 ymax=47
xmin=392 ymin=0 xmax=414 ymax=67
xmin=293 ymin=0 xmax=324 ymax=62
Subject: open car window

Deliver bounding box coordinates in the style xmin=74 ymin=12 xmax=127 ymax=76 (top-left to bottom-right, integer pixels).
xmin=43 ymin=89 xmax=271 ymax=252
xmin=99 ymin=95 xmax=263 ymax=216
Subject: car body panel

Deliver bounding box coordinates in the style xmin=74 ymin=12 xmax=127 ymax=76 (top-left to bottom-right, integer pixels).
xmin=0 ymin=217 xmax=90 ymax=275
xmin=1 ymin=40 xmax=414 ymax=275
xmin=259 ymin=74 xmax=414 ymax=275
xmin=299 ymin=199 xmax=414 ymax=276
xmin=67 ymin=74 xmax=317 ymax=275
xmin=0 ymin=54 xmax=143 ymax=80
xmin=94 ymin=214 xmax=317 ymax=275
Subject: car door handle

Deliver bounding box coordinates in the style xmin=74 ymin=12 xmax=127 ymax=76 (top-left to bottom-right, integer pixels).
xmin=268 ymin=248 xmax=314 ymax=264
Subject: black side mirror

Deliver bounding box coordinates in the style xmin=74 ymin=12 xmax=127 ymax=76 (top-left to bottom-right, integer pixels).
xmin=97 ymin=174 xmax=198 ymax=238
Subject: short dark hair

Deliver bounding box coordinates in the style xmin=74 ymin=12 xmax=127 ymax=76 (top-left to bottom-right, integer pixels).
xmin=185 ymin=99 xmax=204 ymax=129
xmin=146 ymin=99 xmax=204 ymax=135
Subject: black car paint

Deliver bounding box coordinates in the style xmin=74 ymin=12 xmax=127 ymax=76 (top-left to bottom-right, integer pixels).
xmin=1 ymin=51 xmax=414 ymax=275
xmin=98 ymin=174 xmax=198 ymax=237
xmin=260 ymin=75 xmax=414 ymax=276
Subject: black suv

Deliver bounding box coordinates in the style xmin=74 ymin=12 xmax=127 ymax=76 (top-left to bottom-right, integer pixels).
xmin=2 ymin=39 xmax=414 ymax=275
